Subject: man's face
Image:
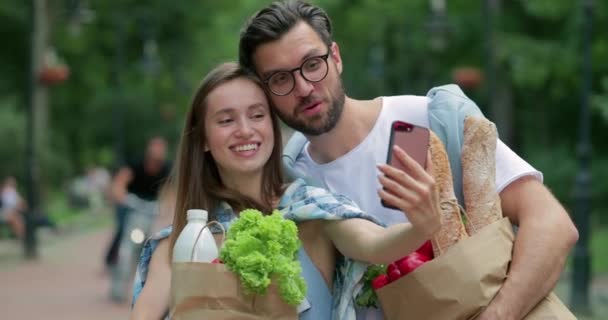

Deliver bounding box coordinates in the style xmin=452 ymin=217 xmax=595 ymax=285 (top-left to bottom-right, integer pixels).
xmin=145 ymin=138 xmax=167 ymax=174
xmin=252 ymin=22 xmax=346 ymax=136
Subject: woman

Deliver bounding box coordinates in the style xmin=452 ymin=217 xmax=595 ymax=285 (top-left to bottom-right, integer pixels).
xmin=130 ymin=62 xmax=440 ymax=320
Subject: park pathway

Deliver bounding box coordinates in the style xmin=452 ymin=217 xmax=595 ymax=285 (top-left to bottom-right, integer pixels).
xmin=0 ymin=226 xmax=131 ymax=320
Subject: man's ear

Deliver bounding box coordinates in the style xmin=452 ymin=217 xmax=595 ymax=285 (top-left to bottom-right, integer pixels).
xmin=330 ymin=42 xmax=343 ymax=74
xmin=203 ymin=142 xmax=209 ymax=152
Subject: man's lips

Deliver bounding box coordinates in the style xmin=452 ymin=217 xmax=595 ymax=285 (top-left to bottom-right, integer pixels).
xmin=297 ymin=100 xmax=323 ymax=116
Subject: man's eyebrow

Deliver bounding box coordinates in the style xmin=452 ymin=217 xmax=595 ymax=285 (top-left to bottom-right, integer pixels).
xmin=260 ymin=48 xmax=324 ymax=79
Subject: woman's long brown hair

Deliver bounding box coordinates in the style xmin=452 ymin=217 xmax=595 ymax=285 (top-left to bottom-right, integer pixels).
xmin=168 ymin=62 xmax=284 ymax=257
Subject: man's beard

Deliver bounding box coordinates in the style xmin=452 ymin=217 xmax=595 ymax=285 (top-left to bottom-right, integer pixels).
xmin=275 ymin=79 xmax=346 ymax=136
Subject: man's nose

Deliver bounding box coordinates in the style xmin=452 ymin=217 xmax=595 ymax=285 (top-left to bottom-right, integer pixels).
xmin=292 ymin=72 xmax=314 ymax=97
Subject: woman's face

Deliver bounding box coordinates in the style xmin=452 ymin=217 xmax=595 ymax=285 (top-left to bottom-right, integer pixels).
xmin=204 ymin=77 xmax=275 ymax=181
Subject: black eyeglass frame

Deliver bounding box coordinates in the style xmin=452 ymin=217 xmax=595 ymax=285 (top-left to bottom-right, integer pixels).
xmin=263 ymin=52 xmax=330 ymax=96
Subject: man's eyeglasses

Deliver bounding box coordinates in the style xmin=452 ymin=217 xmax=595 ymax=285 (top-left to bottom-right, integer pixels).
xmin=263 ymin=52 xmax=330 ymax=96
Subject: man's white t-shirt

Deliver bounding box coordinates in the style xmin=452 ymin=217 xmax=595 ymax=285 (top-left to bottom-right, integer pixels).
xmin=294 ymin=95 xmax=543 ymax=227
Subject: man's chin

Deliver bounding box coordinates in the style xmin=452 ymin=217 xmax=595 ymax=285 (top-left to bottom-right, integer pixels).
xmin=297 ymin=124 xmax=333 ymax=136
xmin=279 ymin=114 xmax=333 ymax=136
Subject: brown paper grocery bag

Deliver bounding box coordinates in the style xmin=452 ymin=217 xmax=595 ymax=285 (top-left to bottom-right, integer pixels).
xmin=377 ymin=217 xmax=514 ymax=320
xmin=376 ymin=217 xmax=576 ymax=320
xmin=524 ymin=292 xmax=577 ymax=320
xmin=170 ymin=262 xmax=297 ymax=320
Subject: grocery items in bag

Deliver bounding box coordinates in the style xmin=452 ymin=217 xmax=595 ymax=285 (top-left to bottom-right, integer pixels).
xmin=172 ymin=209 xmax=218 ymax=263
xmin=428 ymin=131 xmax=469 ymax=257
xmin=170 ymin=209 xmax=300 ymax=319
xmin=461 ymin=117 xmax=502 ymax=235
xmin=219 ymin=209 xmax=306 ymax=306
xmin=371 ymin=117 xmax=575 ymax=320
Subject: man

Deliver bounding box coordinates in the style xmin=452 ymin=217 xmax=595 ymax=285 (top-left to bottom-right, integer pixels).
xmin=105 ymin=136 xmax=171 ymax=269
xmin=238 ymin=1 xmax=578 ymax=319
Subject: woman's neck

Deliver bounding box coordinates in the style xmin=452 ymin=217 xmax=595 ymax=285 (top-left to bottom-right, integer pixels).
xmin=220 ymin=171 xmax=265 ymax=204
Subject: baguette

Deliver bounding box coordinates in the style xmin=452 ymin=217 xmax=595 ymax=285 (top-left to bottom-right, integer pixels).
xmin=461 ymin=116 xmax=502 ymax=235
xmin=429 ymin=131 xmax=468 ymax=257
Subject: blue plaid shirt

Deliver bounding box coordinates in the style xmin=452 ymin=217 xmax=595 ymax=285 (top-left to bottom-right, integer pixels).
xmin=132 ymin=178 xmax=385 ymax=320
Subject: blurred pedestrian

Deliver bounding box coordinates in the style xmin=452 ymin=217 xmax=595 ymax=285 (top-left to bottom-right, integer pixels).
xmin=0 ymin=176 xmax=25 ymax=239
xmin=104 ymin=137 xmax=171 ymax=269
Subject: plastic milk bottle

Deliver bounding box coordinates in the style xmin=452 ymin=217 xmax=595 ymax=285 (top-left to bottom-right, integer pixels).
xmin=172 ymin=209 xmax=219 ymax=262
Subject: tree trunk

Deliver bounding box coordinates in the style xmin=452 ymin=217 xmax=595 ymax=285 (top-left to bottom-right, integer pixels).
xmin=24 ymin=0 xmax=49 ymax=259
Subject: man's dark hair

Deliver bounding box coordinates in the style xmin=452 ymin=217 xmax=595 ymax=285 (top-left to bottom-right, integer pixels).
xmin=239 ymin=0 xmax=333 ymax=73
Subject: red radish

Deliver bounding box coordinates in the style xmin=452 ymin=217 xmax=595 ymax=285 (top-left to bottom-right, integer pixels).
xmin=413 ymin=251 xmax=431 ymax=262
xmin=211 ymin=258 xmax=223 ymax=264
xmin=371 ymin=274 xmax=389 ymax=290
xmin=416 ymin=240 xmax=434 ymax=259
xmin=388 ymin=268 xmax=402 ymax=282
xmin=396 ymin=252 xmax=428 ymax=276
xmin=387 ymin=263 xmax=398 ymax=275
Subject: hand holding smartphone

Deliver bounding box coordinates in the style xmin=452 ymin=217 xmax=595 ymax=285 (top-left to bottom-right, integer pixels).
xmin=381 ymin=121 xmax=430 ymax=209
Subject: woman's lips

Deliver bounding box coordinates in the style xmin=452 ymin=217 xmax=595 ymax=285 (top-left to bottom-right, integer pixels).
xmin=230 ymin=142 xmax=260 ymax=158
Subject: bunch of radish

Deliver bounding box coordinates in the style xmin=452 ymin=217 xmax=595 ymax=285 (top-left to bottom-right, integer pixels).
xmin=372 ymin=240 xmax=433 ymax=290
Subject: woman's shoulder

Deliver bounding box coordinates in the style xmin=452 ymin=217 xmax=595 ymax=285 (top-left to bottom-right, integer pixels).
xmin=132 ymin=225 xmax=172 ymax=306
xmin=151 ymin=225 xmax=173 ymax=240
xmin=140 ymin=226 xmax=172 ymax=268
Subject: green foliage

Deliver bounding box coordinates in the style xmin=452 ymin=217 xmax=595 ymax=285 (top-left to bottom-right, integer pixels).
xmin=520 ymin=0 xmax=575 ymax=20
xmin=1 ymin=1 xmax=608 ymax=224
xmin=219 ymin=209 xmax=306 ymax=306
xmin=527 ymin=145 xmax=608 ymax=224
xmin=355 ymin=263 xmax=386 ymax=308
xmin=592 ymin=77 xmax=608 ymax=123
xmin=0 ymin=98 xmax=25 ymax=179
xmin=591 ymin=224 xmax=608 ymax=274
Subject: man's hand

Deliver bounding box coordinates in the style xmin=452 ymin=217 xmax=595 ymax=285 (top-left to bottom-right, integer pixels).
xmin=377 ymin=146 xmax=441 ymax=238
xmin=480 ymin=176 xmax=578 ymax=319
xmin=476 ymin=304 xmax=512 ymax=320
xmin=110 ymin=167 xmax=133 ymax=204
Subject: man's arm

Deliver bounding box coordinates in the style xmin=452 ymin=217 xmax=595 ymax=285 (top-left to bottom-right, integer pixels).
xmin=479 ymin=176 xmax=578 ymax=320
xmin=110 ymin=167 xmax=133 ymax=204
xmin=324 ymin=146 xmax=441 ymax=264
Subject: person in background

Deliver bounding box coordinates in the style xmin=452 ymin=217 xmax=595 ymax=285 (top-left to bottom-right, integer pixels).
xmin=104 ymin=137 xmax=171 ymax=269
xmin=0 ymin=176 xmax=25 ymax=239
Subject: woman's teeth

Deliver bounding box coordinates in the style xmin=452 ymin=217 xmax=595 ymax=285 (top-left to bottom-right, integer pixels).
xmin=234 ymin=144 xmax=258 ymax=152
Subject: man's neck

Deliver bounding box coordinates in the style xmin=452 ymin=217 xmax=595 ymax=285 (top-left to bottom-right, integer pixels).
xmin=306 ymin=96 xmax=382 ymax=164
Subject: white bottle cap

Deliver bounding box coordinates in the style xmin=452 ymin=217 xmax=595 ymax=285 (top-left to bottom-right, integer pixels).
xmin=187 ymin=209 xmax=208 ymax=221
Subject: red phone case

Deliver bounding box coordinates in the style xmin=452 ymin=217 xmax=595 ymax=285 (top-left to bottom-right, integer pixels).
xmin=381 ymin=120 xmax=430 ymax=209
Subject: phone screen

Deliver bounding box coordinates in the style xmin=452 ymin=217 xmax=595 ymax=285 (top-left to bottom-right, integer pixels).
xmin=387 ymin=121 xmax=429 ymax=170
xmin=382 ymin=121 xmax=430 ymax=209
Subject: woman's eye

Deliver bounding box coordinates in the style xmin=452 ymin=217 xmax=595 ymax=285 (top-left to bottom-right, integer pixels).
xmin=218 ymin=118 xmax=233 ymax=124
xmin=252 ymin=113 xmax=265 ymax=119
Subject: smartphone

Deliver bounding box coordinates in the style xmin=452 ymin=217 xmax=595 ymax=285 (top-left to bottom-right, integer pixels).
xmin=381 ymin=120 xmax=430 ymax=209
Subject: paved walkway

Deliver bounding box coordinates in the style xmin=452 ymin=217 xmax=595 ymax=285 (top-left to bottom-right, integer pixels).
xmin=1 ymin=217 xmax=607 ymax=319
xmin=0 ymin=227 xmax=131 ymax=320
